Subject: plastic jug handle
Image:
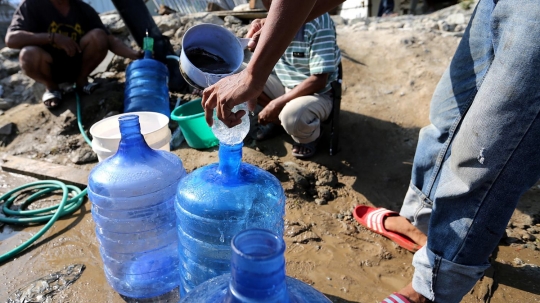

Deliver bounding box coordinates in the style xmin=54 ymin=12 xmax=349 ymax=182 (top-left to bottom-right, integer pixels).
xmin=166 ymin=55 xmax=180 ymax=61
xmin=238 ymin=38 xmax=251 ymax=49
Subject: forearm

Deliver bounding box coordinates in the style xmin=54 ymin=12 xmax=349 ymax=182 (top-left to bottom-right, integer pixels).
xmin=5 ymin=31 xmax=49 ymax=49
xmin=108 ymin=36 xmax=138 ymax=59
xmin=273 ymin=74 xmax=328 ymax=106
xmin=246 ymin=0 xmax=316 ymax=88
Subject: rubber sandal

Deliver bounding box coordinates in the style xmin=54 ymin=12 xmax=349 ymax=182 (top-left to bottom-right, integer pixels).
xmin=78 ymin=82 xmax=99 ymax=95
xmin=382 ymin=292 xmax=412 ymax=303
xmin=353 ymin=205 xmax=422 ymax=253
xmin=292 ymin=136 xmax=320 ymax=159
xmin=42 ymin=90 xmax=63 ymax=109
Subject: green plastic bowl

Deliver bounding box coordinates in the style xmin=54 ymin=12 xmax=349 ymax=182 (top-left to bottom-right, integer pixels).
xmin=170 ymin=98 xmax=219 ymax=149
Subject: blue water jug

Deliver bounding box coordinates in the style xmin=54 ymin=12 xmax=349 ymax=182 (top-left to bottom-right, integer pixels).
xmin=180 ymin=229 xmax=332 ymax=302
xmin=87 ymin=115 xmax=186 ymax=299
xmin=124 ymin=50 xmax=170 ymax=117
xmin=175 ymin=130 xmax=285 ymax=295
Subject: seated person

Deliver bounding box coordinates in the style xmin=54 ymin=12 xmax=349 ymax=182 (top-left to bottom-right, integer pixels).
xmin=5 ymin=0 xmax=142 ymax=109
xmin=251 ymin=0 xmax=341 ymax=159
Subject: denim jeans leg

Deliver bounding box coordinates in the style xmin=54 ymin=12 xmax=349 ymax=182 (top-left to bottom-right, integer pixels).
xmin=400 ymin=0 xmax=494 ymax=233
xmin=412 ymin=0 xmax=540 ymax=301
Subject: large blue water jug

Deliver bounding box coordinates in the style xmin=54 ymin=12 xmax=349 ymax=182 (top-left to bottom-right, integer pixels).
xmin=87 ymin=115 xmax=186 ymax=299
xmin=180 ymin=229 xmax=332 ymax=302
xmin=124 ymin=50 xmax=170 ymax=117
xmin=175 ymin=142 xmax=286 ymax=295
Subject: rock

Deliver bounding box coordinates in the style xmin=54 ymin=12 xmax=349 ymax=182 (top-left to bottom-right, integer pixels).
xmin=0 ymin=84 xmax=3 ymax=97
xmin=224 ymin=15 xmax=242 ymax=25
xmin=100 ymin=14 xmax=127 ymax=35
xmin=0 ymin=47 xmax=20 ymax=59
xmin=0 ymin=98 xmax=13 ymax=110
xmin=202 ymin=14 xmax=225 ymax=26
xmin=437 ymin=20 xmax=454 ymax=32
xmin=155 ymin=14 xmax=182 ymax=33
xmin=0 ymin=122 xmax=14 ymax=135
xmin=317 ymin=187 xmax=333 ymax=201
xmin=69 ymin=147 xmax=97 ymax=164
xmin=233 ymin=3 xmax=250 ymax=11
xmin=331 ymin=15 xmax=346 ymax=26
xmin=52 ymin=110 xmax=77 ymax=135
xmin=315 ymin=198 xmax=327 ymax=206
xmin=316 ymin=169 xmax=338 ymax=187
xmin=0 ymin=58 xmax=21 ymax=78
xmin=513 ymin=258 xmax=524 ymax=266
xmin=162 ymin=29 xmax=175 ymax=38
xmin=284 ymin=161 xmax=312 ymax=189
xmin=446 ymin=13 xmax=466 ymax=25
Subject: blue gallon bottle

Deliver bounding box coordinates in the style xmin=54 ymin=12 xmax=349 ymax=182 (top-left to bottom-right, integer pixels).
xmin=124 ymin=35 xmax=170 ymax=117
xmin=175 ymin=103 xmax=286 ymax=295
xmin=87 ymin=115 xmax=187 ymax=299
xmin=180 ymin=229 xmax=332 ymax=302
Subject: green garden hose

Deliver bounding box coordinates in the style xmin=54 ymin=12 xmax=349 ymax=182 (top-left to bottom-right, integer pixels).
xmin=0 ymin=92 xmax=89 ymax=263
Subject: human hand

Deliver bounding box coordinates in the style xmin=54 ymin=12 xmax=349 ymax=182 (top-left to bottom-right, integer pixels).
xmin=129 ymin=49 xmax=144 ymax=60
xmin=246 ymin=18 xmax=266 ymax=52
xmin=258 ymin=101 xmax=283 ymax=125
xmin=53 ymin=34 xmax=81 ymax=57
xmin=202 ymin=69 xmax=264 ymax=127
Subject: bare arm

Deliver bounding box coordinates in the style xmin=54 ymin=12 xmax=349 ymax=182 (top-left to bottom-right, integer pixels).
xmin=202 ymin=0 xmax=317 ymax=127
xmin=107 ymin=35 xmax=142 ymax=60
xmin=5 ymin=30 xmax=49 ymax=49
xmin=259 ymin=73 xmax=329 ymax=125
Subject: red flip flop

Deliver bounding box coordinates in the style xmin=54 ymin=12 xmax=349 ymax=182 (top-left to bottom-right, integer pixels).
xmin=382 ymin=292 xmax=412 ymax=303
xmin=353 ymin=205 xmax=422 ymax=253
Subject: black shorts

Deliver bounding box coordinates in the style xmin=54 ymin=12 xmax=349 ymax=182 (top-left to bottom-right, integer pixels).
xmin=42 ymin=46 xmax=82 ymax=84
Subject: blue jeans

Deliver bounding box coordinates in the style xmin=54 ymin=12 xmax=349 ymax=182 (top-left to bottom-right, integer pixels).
xmin=399 ymin=0 xmax=540 ymax=301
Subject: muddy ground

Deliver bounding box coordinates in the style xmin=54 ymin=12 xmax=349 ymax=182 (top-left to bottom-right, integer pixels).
xmin=1 ymin=7 xmax=540 ymax=303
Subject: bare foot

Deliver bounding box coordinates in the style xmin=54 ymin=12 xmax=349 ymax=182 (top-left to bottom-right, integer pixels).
xmin=398 ymin=282 xmax=430 ymax=303
xmin=384 ymin=215 xmax=427 ymax=247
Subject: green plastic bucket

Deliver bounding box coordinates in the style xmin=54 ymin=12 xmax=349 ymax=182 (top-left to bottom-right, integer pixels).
xmin=170 ymin=98 xmax=219 ymax=149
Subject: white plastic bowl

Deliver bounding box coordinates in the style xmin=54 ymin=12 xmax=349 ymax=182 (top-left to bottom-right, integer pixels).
xmin=90 ymin=111 xmax=171 ymax=162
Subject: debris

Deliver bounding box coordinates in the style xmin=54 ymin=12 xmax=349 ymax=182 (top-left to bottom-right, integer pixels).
xmin=7 ymin=264 xmax=85 ymax=303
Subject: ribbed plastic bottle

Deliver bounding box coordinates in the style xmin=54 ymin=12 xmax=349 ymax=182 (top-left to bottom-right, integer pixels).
xmin=124 ymin=35 xmax=170 ymax=117
xmin=180 ymin=229 xmax=332 ymax=302
xmin=175 ymin=103 xmax=286 ymax=295
xmin=87 ymin=115 xmax=186 ymax=299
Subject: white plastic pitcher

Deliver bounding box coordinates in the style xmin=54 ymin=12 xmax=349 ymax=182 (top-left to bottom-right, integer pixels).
xmin=89 ymin=112 xmax=171 ymax=162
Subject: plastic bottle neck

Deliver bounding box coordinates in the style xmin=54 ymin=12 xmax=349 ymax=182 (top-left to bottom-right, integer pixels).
xmin=143 ymin=50 xmax=153 ymax=59
xmin=116 ymin=115 xmax=152 ymax=156
xmin=227 ymin=229 xmax=289 ymax=303
xmin=218 ymin=142 xmax=243 ymax=177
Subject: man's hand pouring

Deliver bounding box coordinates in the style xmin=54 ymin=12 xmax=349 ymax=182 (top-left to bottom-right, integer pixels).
xmin=202 ymin=68 xmax=264 ymax=127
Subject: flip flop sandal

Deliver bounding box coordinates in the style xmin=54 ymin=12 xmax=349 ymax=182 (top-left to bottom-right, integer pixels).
xmin=292 ymin=136 xmax=320 ymax=159
xmin=353 ymin=205 xmax=422 ymax=253
xmin=382 ymin=292 xmax=412 ymax=303
xmin=78 ymin=82 xmax=100 ymax=95
xmin=42 ymin=90 xmax=63 ymax=109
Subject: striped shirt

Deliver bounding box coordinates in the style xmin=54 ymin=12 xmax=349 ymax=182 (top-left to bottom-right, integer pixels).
xmin=274 ymin=13 xmax=341 ymax=94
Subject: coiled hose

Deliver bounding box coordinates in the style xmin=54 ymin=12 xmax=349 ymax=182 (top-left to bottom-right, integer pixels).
xmin=0 ymin=92 xmax=89 ymax=263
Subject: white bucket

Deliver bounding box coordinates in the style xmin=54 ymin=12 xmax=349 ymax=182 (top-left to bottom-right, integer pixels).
xmin=90 ymin=111 xmax=171 ymax=162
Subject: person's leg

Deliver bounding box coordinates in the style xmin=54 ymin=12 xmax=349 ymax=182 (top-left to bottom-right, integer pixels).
xmin=279 ymin=93 xmax=332 ymax=156
xmin=399 ymin=0 xmax=495 ymax=234
xmin=19 ymin=46 xmax=57 ymax=90
xmin=76 ymin=28 xmax=109 ymax=87
xmin=19 ymin=46 xmax=64 ymax=108
xmin=408 ymin=0 xmax=540 ymax=302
